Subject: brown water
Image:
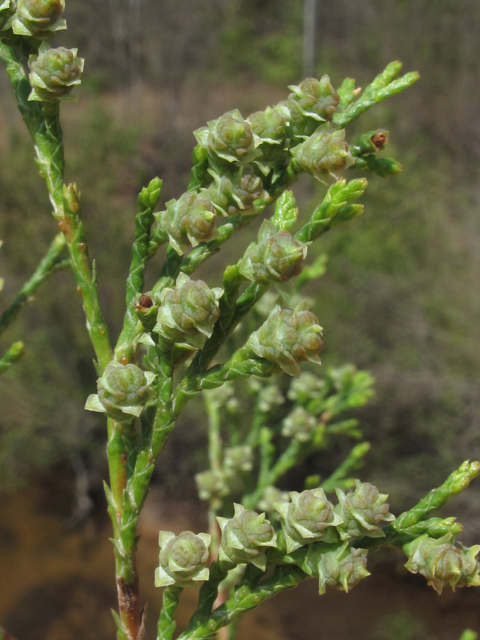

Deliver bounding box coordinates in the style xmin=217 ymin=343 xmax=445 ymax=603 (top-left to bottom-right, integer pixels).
xmin=1 ymin=484 xmax=479 ymax=640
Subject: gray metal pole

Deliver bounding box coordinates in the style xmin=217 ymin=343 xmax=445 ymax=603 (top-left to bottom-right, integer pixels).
xmin=303 ymin=0 xmax=316 ymax=78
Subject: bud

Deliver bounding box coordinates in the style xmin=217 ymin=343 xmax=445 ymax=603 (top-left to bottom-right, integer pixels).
xmin=307 ymin=543 xmax=370 ymax=595
xmin=155 ymin=531 xmax=211 ymax=587
xmin=133 ymin=292 xmax=158 ymax=332
xmin=404 ymin=534 xmax=480 ymax=594
xmin=13 ymin=0 xmax=66 ymax=38
xmin=287 ymin=372 xmax=326 ymax=404
xmin=275 ymin=488 xmax=342 ymax=552
xmin=153 ymin=274 xmax=222 ymax=350
xmin=85 ymin=362 xmax=155 ymax=424
xmin=335 ymin=480 xmax=395 ymax=540
xmin=28 ymin=43 xmax=84 ymax=103
xmin=217 ymin=503 xmax=277 ymax=570
xmin=238 ymin=220 xmax=307 ymax=288
xmin=287 ymin=76 xmax=340 ymax=138
xmin=290 ymin=125 xmax=354 ymax=183
xmin=224 ymin=446 xmax=253 ymax=474
xmin=195 ymin=470 xmax=229 ymax=501
xmin=245 ymin=305 xmax=323 ymax=377
xmin=0 ymin=0 xmax=15 ymax=33
xmin=194 ymin=109 xmax=261 ymax=168
xmin=281 ymin=406 xmax=317 ymax=443
xmin=155 ymin=192 xmax=217 ymax=255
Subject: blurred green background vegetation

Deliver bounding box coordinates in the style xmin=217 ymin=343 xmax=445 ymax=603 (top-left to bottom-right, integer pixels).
xmin=1 ymin=0 xmax=480 ymax=559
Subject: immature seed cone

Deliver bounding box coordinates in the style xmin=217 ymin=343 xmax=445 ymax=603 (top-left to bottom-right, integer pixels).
xmin=217 ymin=503 xmax=277 ymax=570
xmin=335 ymin=480 xmax=395 ymax=540
xmin=290 ymin=125 xmax=354 ymax=183
xmin=195 ymin=470 xmax=229 ymax=501
xmin=246 ymin=305 xmax=323 ymax=377
xmin=204 ymin=166 xmax=268 ymax=217
xmin=281 ymin=406 xmax=317 ymax=442
xmin=85 ymin=362 xmax=155 ymax=424
xmin=312 ymin=543 xmax=370 ymax=595
xmin=404 ymin=534 xmax=480 ymax=594
xmin=156 ymin=191 xmax=217 ymax=255
xmin=275 ymin=488 xmax=342 ymax=552
xmin=287 ymin=372 xmax=326 ymax=404
xmin=196 ymin=108 xmax=262 ymax=168
xmin=287 ymin=76 xmax=340 ymax=138
xmin=224 ymin=446 xmax=253 ymax=474
xmin=13 ymin=0 xmax=66 ymax=37
xmin=238 ymin=220 xmax=307 ymax=287
xmin=153 ymin=274 xmax=223 ymax=350
xmin=256 ymin=383 xmax=284 ymax=413
xmin=28 ymin=43 xmax=84 ymax=102
xmin=155 ymin=531 xmax=211 ymax=587
xmin=247 ymin=105 xmax=290 ymax=173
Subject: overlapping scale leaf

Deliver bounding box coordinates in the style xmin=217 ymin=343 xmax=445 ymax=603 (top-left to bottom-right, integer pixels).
xmin=300 ymin=542 xmax=370 ymax=595
xmin=0 ymin=0 xmax=15 ymax=33
xmin=194 ymin=109 xmax=262 ymax=170
xmin=203 ymin=166 xmax=269 ymax=217
xmin=217 ymin=504 xmax=277 ymax=570
xmin=275 ymin=488 xmax=342 ymax=552
xmin=290 ymin=125 xmax=354 ymax=184
xmin=153 ymin=273 xmax=223 ymax=350
xmin=85 ymin=362 xmax=155 ymax=424
xmin=404 ymin=534 xmax=480 ymax=595
xmin=155 ymin=192 xmax=217 ymax=255
xmin=238 ymin=220 xmax=307 ymax=291
xmin=155 ymin=531 xmax=211 ymax=587
xmin=245 ymin=305 xmax=323 ymax=377
xmin=28 ymin=43 xmax=84 ymax=102
xmin=13 ymin=0 xmax=66 ymax=37
xmin=286 ymin=76 xmax=340 ymax=139
xmin=335 ymin=480 xmax=395 ymax=540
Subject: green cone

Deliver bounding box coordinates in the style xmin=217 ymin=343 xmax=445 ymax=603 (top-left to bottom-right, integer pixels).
xmin=28 ymin=43 xmax=84 ymax=103
xmin=247 ymin=105 xmax=290 ymax=174
xmin=155 ymin=531 xmax=211 ymax=587
xmin=245 ymin=305 xmax=323 ymax=377
xmin=287 ymin=76 xmax=340 ymax=139
xmin=281 ymin=406 xmax=317 ymax=442
xmin=335 ymin=480 xmax=395 ymax=540
xmin=155 ymin=192 xmax=217 ymax=255
xmin=195 ymin=109 xmax=262 ymax=169
xmin=195 ymin=469 xmax=229 ymax=501
xmin=153 ymin=273 xmax=223 ymax=350
xmin=238 ymin=220 xmax=307 ymax=289
xmin=204 ymin=166 xmax=269 ymax=217
xmin=224 ymin=446 xmax=253 ymax=474
xmin=404 ymin=534 xmax=480 ymax=594
xmin=303 ymin=542 xmax=370 ymax=595
xmin=275 ymin=488 xmax=342 ymax=552
xmin=217 ymin=503 xmax=277 ymax=570
xmin=13 ymin=0 xmax=66 ymax=37
xmin=287 ymin=372 xmax=326 ymax=405
xmin=85 ymin=362 xmax=155 ymax=424
xmin=290 ymin=125 xmax=354 ymax=184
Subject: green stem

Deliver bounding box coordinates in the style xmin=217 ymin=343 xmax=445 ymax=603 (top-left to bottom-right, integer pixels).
xmin=0 ymin=233 xmax=67 ymax=337
xmin=179 ymin=566 xmax=306 ymax=640
xmin=205 ymin=395 xmax=223 ymax=474
xmin=157 ymin=586 xmax=183 ymax=640
xmin=243 ymin=439 xmax=302 ymax=510
xmin=321 ymin=442 xmax=371 ymax=493
xmin=115 ymin=178 xmax=163 ymax=364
